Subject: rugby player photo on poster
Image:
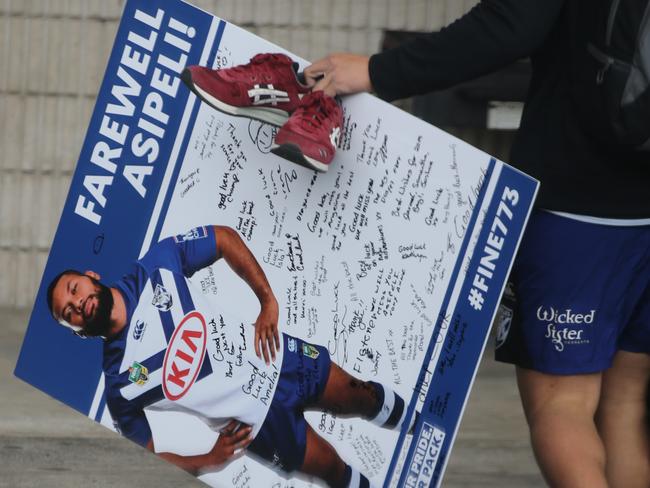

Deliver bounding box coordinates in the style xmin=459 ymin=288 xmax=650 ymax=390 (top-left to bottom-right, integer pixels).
xmin=46 ymin=225 xmax=418 ymax=488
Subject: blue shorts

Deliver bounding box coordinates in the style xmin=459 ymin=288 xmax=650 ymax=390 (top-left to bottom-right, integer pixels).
xmin=495 ymin=210 xmax=650 ymax=374
xmin=248 ymin=334 xmax=331 ymax=472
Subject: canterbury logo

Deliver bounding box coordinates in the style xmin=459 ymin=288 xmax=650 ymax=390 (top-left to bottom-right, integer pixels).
xmin=132 ymin=320 xmax=147 ymax=341
xmin=248 ymin=84 xmax=290 ymax=106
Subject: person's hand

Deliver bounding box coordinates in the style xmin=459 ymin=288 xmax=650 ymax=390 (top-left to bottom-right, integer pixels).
xmin=254 ymin=295 xmax=280 ymax=364
xmin=207 ymin=420 xmax=253 ymax=466
xmin=304 ymin=53 xmax=372 ymax=97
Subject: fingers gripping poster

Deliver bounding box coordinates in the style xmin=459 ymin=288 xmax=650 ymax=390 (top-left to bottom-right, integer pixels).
xmin=14 ymin=1 xmax=538 ymax=487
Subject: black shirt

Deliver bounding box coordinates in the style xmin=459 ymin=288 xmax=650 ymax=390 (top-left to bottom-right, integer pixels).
xmin=369 ymin=0 xmax=650 ymax=218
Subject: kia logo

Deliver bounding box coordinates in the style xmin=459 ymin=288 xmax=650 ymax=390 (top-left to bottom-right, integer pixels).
xmin=162 ymin=311 xmax=207 ymax=401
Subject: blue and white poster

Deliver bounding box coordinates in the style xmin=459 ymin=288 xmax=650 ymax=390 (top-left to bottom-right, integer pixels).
xmin=14 ymin=1 xmax=538 ymax=487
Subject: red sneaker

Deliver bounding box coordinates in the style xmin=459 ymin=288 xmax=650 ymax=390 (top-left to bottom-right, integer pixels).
xmin=181 ymin=53 xmax=311 ymax=126
xmin=271 ymin=91 xmax=343 ymax=172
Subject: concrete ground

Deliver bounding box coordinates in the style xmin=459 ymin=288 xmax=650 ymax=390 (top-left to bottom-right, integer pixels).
xmin=1 ymin=307 xmax=546 ymax=488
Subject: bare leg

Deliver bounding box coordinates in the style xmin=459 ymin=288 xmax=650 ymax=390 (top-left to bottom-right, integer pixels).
xmin=314 ymin=362 xmax=378 ymax=416
xmin=596 ymin=350 xmax=650 ymax=488
xmin=300 ymin=423 xmax=347 ymax=488
xmin=517 ymin=366 xmax=608 ymax=488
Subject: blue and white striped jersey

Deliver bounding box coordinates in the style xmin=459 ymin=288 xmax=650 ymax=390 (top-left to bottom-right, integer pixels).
xmin=103 ymin=226 xmax=282 ymax=448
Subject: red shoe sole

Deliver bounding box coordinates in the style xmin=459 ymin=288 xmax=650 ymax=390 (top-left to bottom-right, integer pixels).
xmin=270 ymin=143 xmax=329 ymax=172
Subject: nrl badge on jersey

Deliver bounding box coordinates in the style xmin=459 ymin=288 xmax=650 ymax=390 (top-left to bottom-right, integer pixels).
xmin=302 ymin=343 xmax=319 ymax=359
xmin=152 ymin=284 xmax=173 ymax=312
xmin=128 ymin=362 xmax=149 ymax=386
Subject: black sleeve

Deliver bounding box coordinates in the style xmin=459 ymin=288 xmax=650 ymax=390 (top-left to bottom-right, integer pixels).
xmin=368 ymin=0 xmax=566 ymax=101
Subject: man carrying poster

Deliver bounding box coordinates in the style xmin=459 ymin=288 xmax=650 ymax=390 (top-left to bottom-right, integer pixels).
xmin=47 ymin=224 xmax=416 ymax=487
xmin=301 ymin=1 xmax=650 ymax=487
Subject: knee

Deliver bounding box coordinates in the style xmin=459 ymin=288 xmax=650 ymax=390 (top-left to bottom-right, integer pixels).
xmin=525 ymin=398 xmax=599 ymax=446
xmin=526 ymin=400 xmax=604 ymax=466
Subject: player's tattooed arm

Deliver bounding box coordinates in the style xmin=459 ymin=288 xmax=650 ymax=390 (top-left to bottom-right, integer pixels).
xmin=147 ymin=421 xmax=253 ymax=475
xmin=213 ymin=225 xmax=281 ymax=365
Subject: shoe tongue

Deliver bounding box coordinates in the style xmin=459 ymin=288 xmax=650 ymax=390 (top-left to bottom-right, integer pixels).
xmin=295 ymin=66 xmax=307 ymax=85
xmin=310 ymin=91 xmax=336 ymax=111
xmin=251 ymin=53 xmax=269 ymax=63
xmin=302 ymin=92 xmax=334 ymax=119
xmin=251 ymin=52 xmax=292 ymax=66
xmin=304 ymin=90 xmax=324 ymax=106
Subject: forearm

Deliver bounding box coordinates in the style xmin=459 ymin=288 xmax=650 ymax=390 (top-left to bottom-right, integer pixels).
xmin=157 ymin=449 xmax=214 ymax=476
xmin=369 ymin=0 xmax=566 ymax=101
xmin=147 ymin=439 xmax=213 ymax=476
xmin=213 ymin=226 xmax=276 ymax=306
xmin=147 ymin=421 xmax=253 ymax=476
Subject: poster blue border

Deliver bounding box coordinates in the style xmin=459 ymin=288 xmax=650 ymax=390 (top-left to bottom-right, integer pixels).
xmin=390 ymin=164 xmax=538 ymax=488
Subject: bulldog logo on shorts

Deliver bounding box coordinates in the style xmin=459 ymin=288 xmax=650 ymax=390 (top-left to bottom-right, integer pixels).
xmin=152 ymin=284 xmax=173 ymax=312
xmin=495 ymin=305 xmax=513 ymax=349
xmin=496 ymin=282 xmax=516 ymax=349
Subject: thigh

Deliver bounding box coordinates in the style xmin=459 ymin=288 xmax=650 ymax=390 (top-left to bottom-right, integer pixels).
xmin=314 ymin=363 xmax=377 ymax=417
xmin=597 ymin=350 xmax=650 ymax=488
xmin=600 ymin=350 xmax=650 ymax=403
xmin=517 ymin=367 xmax=602 ymax=422
xmin=301 ymin=423 xmax=347 ymax=488
xmin=517 ymin=367 xmax=608 ymax=488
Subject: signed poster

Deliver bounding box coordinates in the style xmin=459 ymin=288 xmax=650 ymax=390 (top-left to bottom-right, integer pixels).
xmin=15 ymin=1 xmax=538 ymax=487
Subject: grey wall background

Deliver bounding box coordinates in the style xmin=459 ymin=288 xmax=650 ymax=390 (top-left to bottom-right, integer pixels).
xmin=0 ymin=0 xmax=522 ymax=309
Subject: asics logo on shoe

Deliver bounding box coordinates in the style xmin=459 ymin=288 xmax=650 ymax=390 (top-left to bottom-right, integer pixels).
xmin=329 ymin=126 xmax=341 ymax=148
xmin=248 ymin=84 xmax=290 ymax=106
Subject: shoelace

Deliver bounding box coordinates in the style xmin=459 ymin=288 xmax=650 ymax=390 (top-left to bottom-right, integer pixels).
xmin=296 ymin=93 xmax=338 ymax=133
